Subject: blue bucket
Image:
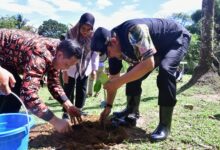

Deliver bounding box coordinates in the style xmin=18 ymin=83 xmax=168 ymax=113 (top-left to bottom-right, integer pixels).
xmin=0 ymin=93 xmax=34 ymax=150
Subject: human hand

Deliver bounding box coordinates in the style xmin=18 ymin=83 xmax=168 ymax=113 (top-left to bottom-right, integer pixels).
xmin=49 ymin=116 xmax=72 ymax=133
xmin=0 ymin=67 xmax=16 ymax=95
xmin=68 ymin=106 xmax=82 ymax=125
xmin=63 ymin=100 xmax=82 ymax=125
xmin=70 ymin=114 xmax=82 ymax=125
xmin=99 ymin=107 xmax=111 ymax=126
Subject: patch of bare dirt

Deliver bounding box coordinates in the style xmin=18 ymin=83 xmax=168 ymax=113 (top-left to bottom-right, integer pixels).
xmin=190 ymin=72 xmax=220 ymax=102
xmin=29 ymin=115 xmax=147 ymax=150
xmin=193 ymin=94 xmax=220 ymax=102
xmin=196 ymin=71 xmax=220 ymax=91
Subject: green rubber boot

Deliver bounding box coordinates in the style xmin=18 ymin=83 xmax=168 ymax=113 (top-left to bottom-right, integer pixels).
xmin=150 ymin=106 xmax=174 ymax=142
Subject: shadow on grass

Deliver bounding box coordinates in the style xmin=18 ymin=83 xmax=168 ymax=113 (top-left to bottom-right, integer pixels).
xmin=141 ymin=96 xmax=157 ymax=102
xmin=213 ymin=114 xmax=220 ymax=121
xmin=125 ymin=127 xmax=150 ymax=143
xmin=45 ymin=102 xmax=60 ymax=108
xmin=44 ymin=102 xmax=63 ymax=113
xmin=50 ymin=109 xmax=63 ymax=113
xmin=83 ymin=104 xmax=101 ymax=110
xmin=84 ymin=97 xmax=156 ymax=111
xmin=45 ymin=97 xmax=156 ymax=112
xmin=83 ymin=102 xmax=127 ymax=111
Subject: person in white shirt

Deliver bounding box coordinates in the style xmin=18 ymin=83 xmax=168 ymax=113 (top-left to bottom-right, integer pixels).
xmin=87 ymin=55 xmax=106 ymax=97
xmin=62 ymin=13 xmax=99 ymax=119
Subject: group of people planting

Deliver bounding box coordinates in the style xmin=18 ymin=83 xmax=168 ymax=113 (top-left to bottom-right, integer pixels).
xmin=0 ymin=12 xmax=190 ymax=142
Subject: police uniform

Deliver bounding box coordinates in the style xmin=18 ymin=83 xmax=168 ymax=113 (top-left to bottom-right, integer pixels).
xmin=91 ymin=18 xmax=191 ymax=142
xmin=110 ymin=18 xmax=190 ymax=106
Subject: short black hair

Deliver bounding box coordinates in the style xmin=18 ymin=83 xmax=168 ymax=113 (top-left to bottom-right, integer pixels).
xmin=59 ymin=33 xmax=66 ymax=41
xmin=91 ymin=27 xmax=111 ymax=56
xmin=57 ymin=39 xmax=82 ymax=59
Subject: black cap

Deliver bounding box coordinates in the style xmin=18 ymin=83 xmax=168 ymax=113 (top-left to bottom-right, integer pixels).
xmin=79 ymin=13 xmax=95 ymax=28
xmin=59 ymin=33 xmax=66 ymax=41
xmin=91 ymin=27 xmax=111 ymax=56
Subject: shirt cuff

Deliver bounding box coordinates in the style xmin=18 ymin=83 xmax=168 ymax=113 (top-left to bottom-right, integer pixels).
xmin=41 ymin=109 xmax=55 ymax=121
xmin=57 ymin=94 xmax=69 ymax=104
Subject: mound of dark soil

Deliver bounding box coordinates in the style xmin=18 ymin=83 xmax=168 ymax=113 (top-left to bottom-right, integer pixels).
xmin=29 ymin=115 xmax=130 ymax=150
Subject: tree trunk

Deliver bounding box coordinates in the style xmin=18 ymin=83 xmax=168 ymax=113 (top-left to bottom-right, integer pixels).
xmin=178 ymin=0 xmax=215 ymax=92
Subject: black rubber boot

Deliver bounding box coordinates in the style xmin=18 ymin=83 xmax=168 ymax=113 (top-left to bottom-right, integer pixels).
xmin=113 ymin=95 xmax=141 ymax=118
xmin=150 ymin=106 xmax=174 ymax=142
xmin=112 ymin=96 xmax=141 ymax=127
xmin=132 ymin=95 xmax=141 ymax=118
xmin=113 ymin=96 xmax=133 ymax=118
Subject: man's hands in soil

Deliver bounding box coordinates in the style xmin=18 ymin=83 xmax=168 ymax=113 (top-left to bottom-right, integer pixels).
xmin=49 ymin=116 xmax=72 ymax=133
xmin=99 ymin=107 xmax=111 ymax=126
xmin=63 ymin=100 xmax=82 ymax=125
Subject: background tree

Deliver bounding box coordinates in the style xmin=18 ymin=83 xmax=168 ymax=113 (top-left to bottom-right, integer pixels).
xmin=214 ymin=0 xmax=220 ymax=61
xmin=186 ymin=0 xmax=220 ymax=73
xmin=168 ymin=12 xmax=201 ymax=73
xmin=169 ymin=12 xmax=192 ymax=26
xmin=38 ymin=19 xmax=68 ymax=38
xmin=15 ymin=14 xmax=28 ymax=29
xmin=184 ymin=10 xmax=202 ymax=73
xmin=184 ymin=34 xmax=200 ymax=73
xmin=21 ymin=25 xmax=37 ymax=33
xmin=0 ymin=14 xmax=36 ymax=32
xmin=0 ymin=16 xmax=17 ymax=29
xmin=179 ymin=0 xmax=217 ymax=93
xmin=187 ymin=10 xmax=202 ymax=35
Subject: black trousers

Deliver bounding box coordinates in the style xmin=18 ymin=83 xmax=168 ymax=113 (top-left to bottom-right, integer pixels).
xmin=63 ymin=75 xmax=88 ymax=111
xmin=0 ymin=69 xmax=22 ymax=113
xmin=126 ymin=34 xmax=190 ymax=107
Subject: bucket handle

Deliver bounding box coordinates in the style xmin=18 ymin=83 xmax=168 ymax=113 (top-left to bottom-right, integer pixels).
xmin=11 ymin=92 xmax=30 ymax=134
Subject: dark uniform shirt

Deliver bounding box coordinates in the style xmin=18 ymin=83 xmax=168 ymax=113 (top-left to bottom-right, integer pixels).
xmin=0 ymin=29 xmax=68 ymax=121
xmin=109 ymin=18 xmax=190 ymax=75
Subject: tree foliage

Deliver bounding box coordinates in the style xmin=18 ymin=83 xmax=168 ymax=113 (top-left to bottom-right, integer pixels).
xmin=185 ymin=34 xmax=200 ymax=73
xmin=187 ymin=10 xmax=202 ymax=35
xmin=169 ymin=12 xmax=192 ymax=26
xmin=38 ymin=19 xmax=68 ymax=38
xmin=0 ymin=14 xmax=36 ymax=32
xmin=0 ymin=16 xmax=17 ymax=29
xmin=171 ymin=0 xmax=220 ymax=73
xmin=15 ymin=14 xmax=28 ymax=29
xmin=191 ymin=10 xmax=202 ymax=23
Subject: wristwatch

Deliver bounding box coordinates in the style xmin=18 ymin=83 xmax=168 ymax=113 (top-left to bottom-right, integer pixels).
xmin=104 ymin=103 xmax=112 ymax=108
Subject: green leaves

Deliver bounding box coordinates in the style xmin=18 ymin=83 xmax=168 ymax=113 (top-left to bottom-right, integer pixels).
xmin=94 ymin=80 xmax=102 ymax=93
xmin=38 ymin=19 xmax=68 ymax=38
xmin=93 ymin=73 xmax=109 ymax=93
xmin=99 ymin=73 xmax=109 ymax=84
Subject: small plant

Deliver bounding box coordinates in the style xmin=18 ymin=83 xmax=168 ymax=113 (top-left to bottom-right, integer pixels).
xmin=93 ymin=73 xmax=109 ymax=93
xmin=93 ymin=73 xmax=109 ymax=108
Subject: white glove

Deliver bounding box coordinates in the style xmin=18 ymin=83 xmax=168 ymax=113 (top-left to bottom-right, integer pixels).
xmin=49 ymin=116 xmax=72 ymax=133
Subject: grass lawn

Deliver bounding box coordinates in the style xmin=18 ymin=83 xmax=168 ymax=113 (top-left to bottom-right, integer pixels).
xmin=35 ymin=71 xmax=220 ymax=150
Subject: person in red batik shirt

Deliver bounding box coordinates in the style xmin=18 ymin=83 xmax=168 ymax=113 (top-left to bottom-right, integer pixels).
xmin=0 ymin=28 xmax=82 ymax=133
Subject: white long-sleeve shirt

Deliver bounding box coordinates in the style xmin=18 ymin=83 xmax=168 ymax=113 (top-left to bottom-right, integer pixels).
xmin=67 ymin=51 xmax=99 ymax=78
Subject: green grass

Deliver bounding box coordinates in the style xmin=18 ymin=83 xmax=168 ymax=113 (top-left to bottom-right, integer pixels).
xmin=35 ymin=71 xmax=220 ymax=150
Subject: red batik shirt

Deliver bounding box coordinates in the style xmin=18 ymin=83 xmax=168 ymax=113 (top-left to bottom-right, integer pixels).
xmin=0 ymin=29 xmax=68 ymax=121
